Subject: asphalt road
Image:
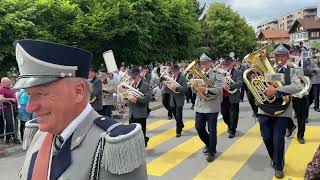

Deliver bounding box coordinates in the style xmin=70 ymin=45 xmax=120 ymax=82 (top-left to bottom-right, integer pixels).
xmin=1 ymin=97 xmax=319 ymax=180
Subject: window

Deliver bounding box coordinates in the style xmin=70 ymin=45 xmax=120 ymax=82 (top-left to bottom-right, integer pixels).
xmin=311 ymin=32 xmax=320 ymax=38
xmin=303 ymin=32 xmax=308 ymax=39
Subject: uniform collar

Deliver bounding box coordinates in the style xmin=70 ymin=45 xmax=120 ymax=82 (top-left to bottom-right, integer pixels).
xmin=59 ymin=103 xmax=93 ymax=145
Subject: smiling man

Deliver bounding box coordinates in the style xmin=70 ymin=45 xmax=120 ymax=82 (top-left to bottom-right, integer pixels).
xmin=15 ymin=40 xmax=147 ymax=180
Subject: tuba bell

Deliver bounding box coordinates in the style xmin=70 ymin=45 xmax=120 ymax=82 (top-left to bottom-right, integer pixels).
xmin=184 ymin=60 xmax=218 ymax=100
xmin=243 ymin=47 xmax=291 ymax=115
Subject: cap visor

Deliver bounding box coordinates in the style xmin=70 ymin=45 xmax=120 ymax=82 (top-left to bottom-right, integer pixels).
xmin=14 ymin=77 xmax=61 ymax=89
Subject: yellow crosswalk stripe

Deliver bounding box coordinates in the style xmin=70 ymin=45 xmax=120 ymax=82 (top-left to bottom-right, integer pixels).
xmin=147 ymin=122 xmax=228 ymax=176
xmin=272 ymin=126 xmax=320 ymax=180
xmin=194 ymin=123 xmax=262 ymax=180
xmin=147 ymin=120 xmax=195 ymax=150
xmin=147 ymin=120 xmax=172 ymax=132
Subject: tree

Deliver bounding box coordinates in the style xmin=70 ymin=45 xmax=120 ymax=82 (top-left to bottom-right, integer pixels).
xmin=0 ymin=0 xmax=202 ymax=76
xmin=201 ymin=2 xmax=256 ymax=59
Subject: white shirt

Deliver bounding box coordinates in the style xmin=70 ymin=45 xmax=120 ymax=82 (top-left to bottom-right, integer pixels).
xmin=59 ymin=103 xmax=93 ymax=145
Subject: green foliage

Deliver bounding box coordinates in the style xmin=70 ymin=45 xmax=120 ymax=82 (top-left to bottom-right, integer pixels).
xmin=201 ymin=2 xmax=256 ymax=59
xmin=313 ymin=42 xmax=320 ymax=50
xmin=0 ymin=0 xmax=201 ymax=76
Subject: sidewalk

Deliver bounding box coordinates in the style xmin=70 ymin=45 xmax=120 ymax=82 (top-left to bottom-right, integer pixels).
xmin=0 ymin=100 xmax=163 ymax=159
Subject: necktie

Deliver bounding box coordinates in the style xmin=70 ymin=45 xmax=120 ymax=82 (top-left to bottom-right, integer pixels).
xmin=279 ymin=68 xmax=285 ymax=74
xmin=32 ymin=133 xmax=54 ymax=180
xmin=54 ymin=135 xmax=64 ymax=152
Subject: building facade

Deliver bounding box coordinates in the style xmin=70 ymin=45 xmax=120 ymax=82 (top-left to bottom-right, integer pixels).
xmin=289 ymin=18 xmax=320 ymax=48
xmin=257 ymin=6 xmax=318 ymax=32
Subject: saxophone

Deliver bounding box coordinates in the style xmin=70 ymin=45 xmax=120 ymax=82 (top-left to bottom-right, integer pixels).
xmin=243 ymin=47 xmax=291 ymax=115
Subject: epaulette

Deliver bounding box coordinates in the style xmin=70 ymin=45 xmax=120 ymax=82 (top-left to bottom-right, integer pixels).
xmin=22 ymin=118 xmax=39 ymax=150
xmin=89 ymin=116 xmax=145 ymax=179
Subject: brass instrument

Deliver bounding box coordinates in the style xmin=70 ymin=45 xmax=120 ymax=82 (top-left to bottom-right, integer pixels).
xmin=160 ymin=71 xmax=181 ymax=93
xmin=289 ymin=61 xmax=311 ymax=98
xmin=243 ymin=47 xmax=291 ymax=115
xmin=184 ymin=60 xmax=218 ymax=100
xmin=223 ymin=75 xmax=238 ymax=94
xmin=90 ymin=95 xmax=96 ymax=103
xmin=117 ymin=71 xmax=144 ymax=101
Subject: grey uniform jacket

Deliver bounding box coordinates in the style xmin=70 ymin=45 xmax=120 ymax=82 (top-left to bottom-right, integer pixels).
xmin=258 ymin=66 xmax=303 ymax=118
xmin=102 ymin=79 xmax=116 ymax=106
xmin=19 ymin=109 xmax=148 ymax=180
xmin=165 ymin=73 xmax=188 ymax=107
xmin=225 ymin=68 xmax=243 ymax=104
xmin=128 ymin=79 xmax=152 ymax=119
xmin=194 ymin=69 xmax=223 ymax=113
xmin=309 ymin=59 xmax=320 ymax=84
xmin=90 ymin=77 xmax=103 ymax=111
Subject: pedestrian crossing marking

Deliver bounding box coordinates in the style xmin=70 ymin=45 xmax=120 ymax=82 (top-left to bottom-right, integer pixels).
xmin=147 ymin=120 xmax=172 ymax=132
xmin=194 ymin=123 xmax=262 ymax=180
xmin=147 ymin=121 xmax=227 ymax=176
xmin=147 ymin=120 xmax=195 ymax=150
xmin=272 ymin=126 xmax=320 ymax=180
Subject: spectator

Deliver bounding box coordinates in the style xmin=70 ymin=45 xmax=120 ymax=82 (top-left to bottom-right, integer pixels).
xmin=17 ymin=89 xmax=33 ymax=141
xmin=0 ymin=77 xmax=17 ymax=143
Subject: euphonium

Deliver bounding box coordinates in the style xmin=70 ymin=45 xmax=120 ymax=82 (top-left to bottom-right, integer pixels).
xmin=160 ymin=72 xmax=181 ymax=93
xmin=184 ymin=60 xmax=218 ymax=100
xmin=289 ymin=62 xmax=311 ymax=98
xmin=117 ymin=71 xmax=144 ymax=100
xmin=243 ymin=47 xmax=290 ymax=115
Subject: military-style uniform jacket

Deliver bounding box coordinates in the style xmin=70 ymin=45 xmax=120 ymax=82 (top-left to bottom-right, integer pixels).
xmin=102 ymin=78 xmax=116 ymax=106
xmin=258 ymin=65 xmax=303 ymax=118
xmin=224 ymin=68 xmax=243 ymax=104
xmin=19 ymin=109 xmax=147 ymax=180
xmin=194 ymin=69 xmax=223 ymax=113
xmin=164 ymin=73 xmax=188 ymax=107
xmin=128 ymin=79 xmax=152 ymax=119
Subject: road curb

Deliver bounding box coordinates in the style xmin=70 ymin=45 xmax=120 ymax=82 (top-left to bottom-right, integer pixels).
xmin=0 ymin=144 xmax=24 ymax=159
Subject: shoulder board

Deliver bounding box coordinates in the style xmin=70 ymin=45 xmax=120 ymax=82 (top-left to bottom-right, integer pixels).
xmin=22 ymin=118 xmax=39 ymax=150
xmin=93 ymin=117 xmax=145 ymax=175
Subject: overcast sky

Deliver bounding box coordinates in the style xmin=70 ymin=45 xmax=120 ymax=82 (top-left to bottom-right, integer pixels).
xmin=199 ymin=0 xmax=320 ymax=27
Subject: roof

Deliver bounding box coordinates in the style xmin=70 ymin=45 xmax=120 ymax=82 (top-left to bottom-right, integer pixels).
xmin=258 ymin=30 xmax=289 ymax=39
xmin=289 ymin=18 xmax=320 ymax=33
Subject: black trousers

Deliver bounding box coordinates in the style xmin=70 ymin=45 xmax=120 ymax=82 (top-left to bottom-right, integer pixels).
xmin=313 ymin=84 xmax=320 ymax=109
xmin=129 ymin=116 xmax=149 ymax=145
xmin=221 ymin=96 xmax=239 ymax=134
xmin=240 ymin=84 xmax=247 ymax=101
xmin=102 ymin=105 xmax=113 ymax=118
xmin=20 ymin=121 xmax=26 ymax=141
xmin=195 ymin=112 xmax=218 ymax=155
xmin=246 ymin=89 xmax=258 ymax=117
xmin=258 ymin=115 xmax=289 ymax=171
xmin=292 ymin=96 xmax=308 ymax=138
xmin=171 ymin=100 xmax=184 ymax=134
xmin=162 ymin=93 xmax=173 ymax=117
xmin=0 ymin=108 xmax=15 ymax=140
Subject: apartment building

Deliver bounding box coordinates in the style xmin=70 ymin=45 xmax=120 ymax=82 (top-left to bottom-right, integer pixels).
xmin=257 ymin=6 xmax=318 ymax=32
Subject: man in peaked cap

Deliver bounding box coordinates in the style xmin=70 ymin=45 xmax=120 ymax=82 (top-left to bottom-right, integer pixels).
xmin=127 ymin=66 xmax=151 ymax=147
xmin=164 ymin=63 xmax=187 ymax=137
xmin=220 ymin=55 xmax=243 ymax=139
xmin=256 ymin=43 xmax=303 ymax=178
xmin=16 ymin=40 xmax=147 ymax=180
xmin=193 ymin=53 xmax=223 ymax=162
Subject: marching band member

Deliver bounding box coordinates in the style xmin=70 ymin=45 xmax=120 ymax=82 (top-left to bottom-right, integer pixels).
xmin=164 ymin=63 xmax=187 ymax=137
xmin=259 ymin=44 xmax=303 ymax=178
xmin=127 ymin=66 xmax=152 ymax=147
xmin=194 ymin=53 xmax=223 ymax=162
xmin=100 ymin=70 xmax=116 ymax=117
xmin=309 ymin=50 xmax=320 ymax=112
xmin=287 ymin=45 xmax=311 ymax=143
xmin=16 ymin=40 xmax=147 ymax=180
xmin=220 ymin=56 xmax=243 ymax=138
xmin=89 ymin=67 xmax=103 ymax=114
xmin=161 ymin=63 xmax=174 ymax=119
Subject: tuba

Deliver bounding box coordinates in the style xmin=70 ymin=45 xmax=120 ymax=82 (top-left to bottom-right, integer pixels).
xmin=243 ymin=47 xmax=291 ymax=115
xmin=184 ymin=60 xmax=218 ymax=100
